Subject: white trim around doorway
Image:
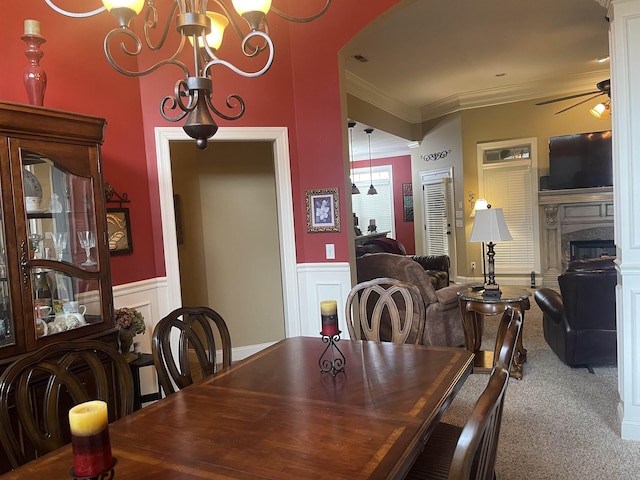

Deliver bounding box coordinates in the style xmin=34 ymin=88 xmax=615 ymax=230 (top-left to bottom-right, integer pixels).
xmin=154 ymin=126 xmax=302 ymax=338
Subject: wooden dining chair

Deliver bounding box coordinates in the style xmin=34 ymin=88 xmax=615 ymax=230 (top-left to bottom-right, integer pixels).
xmin=152 ymin=306 xmax=232 ymax=396
xmin=405 ymin=306 xmax=523 ymax=480
xmin=345 ymin=277 xmax=426 ymax=344
xmin=0 ymin=340 xmax=133 ymax=469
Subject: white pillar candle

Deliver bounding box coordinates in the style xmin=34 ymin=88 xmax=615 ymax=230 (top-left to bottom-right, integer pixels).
xmin=24 ymin=19 xmax=41 ymax=35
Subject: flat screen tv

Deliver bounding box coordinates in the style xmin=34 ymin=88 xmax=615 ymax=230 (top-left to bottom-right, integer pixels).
xmin=547 ymin=130 xmax=613 ymax=190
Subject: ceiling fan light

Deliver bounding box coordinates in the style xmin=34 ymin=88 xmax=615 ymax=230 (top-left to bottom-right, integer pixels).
xmin=590 ymin=102 xmax=608 ymax=119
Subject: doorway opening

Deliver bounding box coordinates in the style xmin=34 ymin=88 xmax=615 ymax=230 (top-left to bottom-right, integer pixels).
xmin=154 ymin=127 xmax=302 ymax=348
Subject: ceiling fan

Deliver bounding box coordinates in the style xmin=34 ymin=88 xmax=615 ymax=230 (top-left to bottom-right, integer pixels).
xmin=535 ymin=79 xmax=611 ymax=115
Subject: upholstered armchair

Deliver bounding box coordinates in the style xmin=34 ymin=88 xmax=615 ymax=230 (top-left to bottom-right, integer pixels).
xmin=534 ymin=256 xmax=617 ymax=370
xmin=356 ymin=253 xmax=469 ymax=347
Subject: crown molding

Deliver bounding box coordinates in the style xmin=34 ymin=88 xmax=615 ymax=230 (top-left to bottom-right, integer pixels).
xmin=346 ymin=66 xmax=610 ymax=124
xmin=419 ymin=70 xmax=611 ymax=120
xmin=344 ymin=71 xmax=422 ymax=124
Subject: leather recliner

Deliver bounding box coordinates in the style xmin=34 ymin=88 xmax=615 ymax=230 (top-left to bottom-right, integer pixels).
xmin=534 ymin=256 xmax=617 ymax=370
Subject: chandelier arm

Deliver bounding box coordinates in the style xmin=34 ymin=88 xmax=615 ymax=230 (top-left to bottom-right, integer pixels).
xmin=104 ymin=28 xmax=191 ymax=78
xmin=44 ymin=0 xmax=105 ymax=18
xmin=271 ymin=1 xmax=332 ymax=23
xmin=142 ymin=2 xmax=180 ymax=52
xmin=160 ymin=80 xmax=193 ymax=121
xmin=206 ymin=94 xmax=245 ymax=121
xmin=203 ymin=32 xmax=274 ymax=79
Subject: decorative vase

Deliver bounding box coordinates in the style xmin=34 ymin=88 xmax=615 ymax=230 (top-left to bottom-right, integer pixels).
xmin=118 ymin=329 xmax=137 ymax=362
xmin=21 ymin=33 xmax=47 ymax=106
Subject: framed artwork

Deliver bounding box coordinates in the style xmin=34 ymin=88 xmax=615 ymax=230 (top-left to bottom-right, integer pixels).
xmin=306 ymin=188 xmax=341 ymax=233
xmin=403 ymin=183 xmax=414 ymax=222
xmin=106 ymin=208 xmax=133 ymax=255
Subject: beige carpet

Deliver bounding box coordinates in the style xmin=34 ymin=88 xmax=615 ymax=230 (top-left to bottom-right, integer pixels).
xmin=440 ymin=287 xmax=640 ymax=479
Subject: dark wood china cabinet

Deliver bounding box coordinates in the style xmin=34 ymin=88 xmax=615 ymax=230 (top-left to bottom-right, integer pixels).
xmin=0 ymin=102 xmax=115 ymax=363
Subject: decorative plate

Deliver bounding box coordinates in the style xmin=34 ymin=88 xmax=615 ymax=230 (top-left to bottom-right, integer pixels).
xmin=23 ymin=169 xmax=43 ymax=199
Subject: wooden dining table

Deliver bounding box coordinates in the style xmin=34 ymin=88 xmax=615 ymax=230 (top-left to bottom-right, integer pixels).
xmin=3 ymin=336 xmax=473 ymax=479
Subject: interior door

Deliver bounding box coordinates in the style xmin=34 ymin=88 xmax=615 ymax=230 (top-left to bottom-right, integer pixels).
xmin=421 ymin=168 xmax=456 ymax=274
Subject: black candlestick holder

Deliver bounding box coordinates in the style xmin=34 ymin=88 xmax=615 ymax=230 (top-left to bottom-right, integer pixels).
xmin=319 ymin=332 xmax=346 ymax=376
xmin=70 ymin=457 xmax=117 ymax=480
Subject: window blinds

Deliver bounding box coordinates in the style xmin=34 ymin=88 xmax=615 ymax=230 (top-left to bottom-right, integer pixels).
xmin=483 ymin=162 xmax=534 ymax=273
xmin=351 ymin=167 xmax=394 ymax=236
xmin=422 ymin=179 xmax=450 ymax=256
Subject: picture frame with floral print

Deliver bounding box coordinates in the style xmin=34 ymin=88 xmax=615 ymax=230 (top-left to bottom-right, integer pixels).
xmin=305 ymin=188 xmax=340 ymax=233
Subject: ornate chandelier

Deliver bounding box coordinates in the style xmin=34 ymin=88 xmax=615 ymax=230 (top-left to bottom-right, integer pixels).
xmin=45 ymin=0 xmax=332 ymax=149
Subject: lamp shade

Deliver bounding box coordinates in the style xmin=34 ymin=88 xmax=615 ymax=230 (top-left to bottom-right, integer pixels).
xmin=470 ymin=208 xmax=513 ymax=242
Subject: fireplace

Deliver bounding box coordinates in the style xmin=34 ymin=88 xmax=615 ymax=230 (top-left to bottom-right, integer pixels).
xmin=570 ymin=239 xmax=615 ymax=261
xmin=539 ymin=187 xmax=614 ymax=285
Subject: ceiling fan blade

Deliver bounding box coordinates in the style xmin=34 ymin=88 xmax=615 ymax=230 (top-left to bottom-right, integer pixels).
xmin=536 ymin=90 xmax=601 ymax=106
xmin=554 ymin=92 xmax=605 ymax=115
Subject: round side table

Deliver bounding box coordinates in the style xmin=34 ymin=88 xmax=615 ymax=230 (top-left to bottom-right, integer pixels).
xmin=457 ymin=286 xmax=531 ymax=379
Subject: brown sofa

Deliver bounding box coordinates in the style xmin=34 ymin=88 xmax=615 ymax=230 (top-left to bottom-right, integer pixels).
xmin=356 ymin=253 xmax=469 ymax=347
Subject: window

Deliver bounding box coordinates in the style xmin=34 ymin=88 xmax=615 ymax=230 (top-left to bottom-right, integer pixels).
xmin=477 ymin=139 xmax=540 ymax=275
xmin=351 ymin=165 xmax=394 ymax=237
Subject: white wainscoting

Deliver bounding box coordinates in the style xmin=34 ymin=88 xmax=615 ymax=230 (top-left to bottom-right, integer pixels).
xmin=113 ymin=277 xmax=169 ymax=401
xmin=296 ymin=262 xmax=353 ymax=338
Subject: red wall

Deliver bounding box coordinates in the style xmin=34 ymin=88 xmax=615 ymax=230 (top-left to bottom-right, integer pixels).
xmin=1 ymin=0 xmax=404 ymax=284
xmin=352 ymin=155 xmax=416 ymax=254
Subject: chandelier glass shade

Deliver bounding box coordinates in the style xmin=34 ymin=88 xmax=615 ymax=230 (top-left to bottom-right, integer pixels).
xmin=45 ymin=0 xmax=332 ymax=149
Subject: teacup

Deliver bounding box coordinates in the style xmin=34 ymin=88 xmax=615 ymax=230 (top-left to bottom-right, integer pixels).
xmin=35 ymin=305 xmax=52 ymax=319
xmin=62 ymin=301 xmax=86 ymax=316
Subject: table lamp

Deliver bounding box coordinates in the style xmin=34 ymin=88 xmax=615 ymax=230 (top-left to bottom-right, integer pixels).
xmin=469 ymin=206 xmax=512 ymax=297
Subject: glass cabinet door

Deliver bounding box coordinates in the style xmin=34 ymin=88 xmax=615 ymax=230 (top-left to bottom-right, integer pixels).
xmin=19 ymin=144 xmax=110 ymax=345
xmin=0 ymin=204 xmax=13 ymax=350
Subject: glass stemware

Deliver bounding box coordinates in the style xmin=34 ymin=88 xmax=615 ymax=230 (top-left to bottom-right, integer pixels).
xmin=77 ymin=231 xmax=96 ymax=267
xmin=49 ymin=232 xmax=68 ymax=262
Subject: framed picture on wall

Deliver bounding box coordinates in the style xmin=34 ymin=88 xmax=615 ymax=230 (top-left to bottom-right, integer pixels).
xmin=106 ymin=208 xmax=133 ymax=255
xmin=306 ymin=188 xmax=341 ymax=233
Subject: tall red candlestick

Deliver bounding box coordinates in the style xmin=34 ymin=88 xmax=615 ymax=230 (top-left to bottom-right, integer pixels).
xmin=21 ymin=29 xmax=47 ymax=107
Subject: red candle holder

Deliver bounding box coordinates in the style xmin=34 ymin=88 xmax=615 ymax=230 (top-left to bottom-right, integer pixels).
xmin=319 ymin=332 xmax=346 ymax=376
xmin=21 ymin=33 xmax=47 ymax=106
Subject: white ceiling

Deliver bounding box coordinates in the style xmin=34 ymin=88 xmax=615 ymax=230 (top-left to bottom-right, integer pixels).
xmin=346 ymin=0 xmax=611 ymax=160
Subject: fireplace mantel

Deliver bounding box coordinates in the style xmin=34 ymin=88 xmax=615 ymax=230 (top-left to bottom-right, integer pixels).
xmin=539 ymin=186 xmax=613 ymax=205
xmin=538 ymin=187 xmax=614 ymax=287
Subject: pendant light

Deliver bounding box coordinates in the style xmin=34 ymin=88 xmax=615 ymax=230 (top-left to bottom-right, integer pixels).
xmin=365 ymin=128 xmax=377 ymax=195
xmin=349 ymin=121 xmax=360 ymax=194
